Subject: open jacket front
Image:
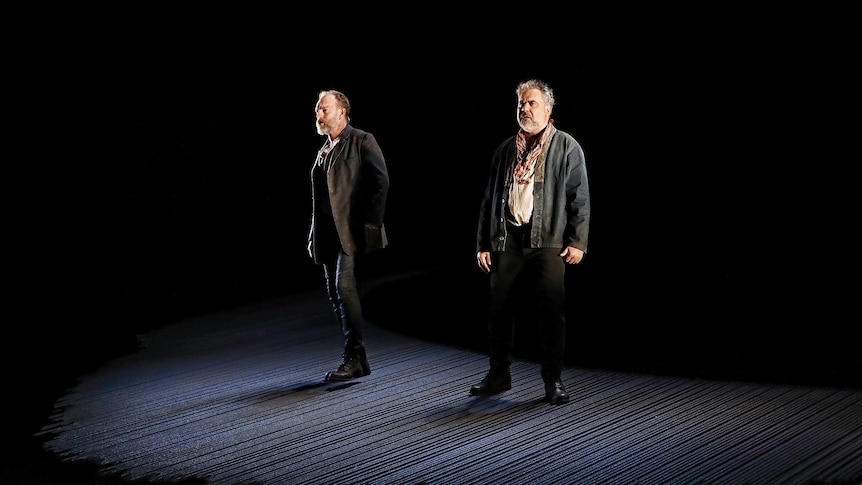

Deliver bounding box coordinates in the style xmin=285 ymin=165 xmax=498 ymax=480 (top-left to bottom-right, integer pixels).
xmin=476 ymin=129 xmax=590 ymax=253
xmin=308 ymin=124 xmax=389 ymax=262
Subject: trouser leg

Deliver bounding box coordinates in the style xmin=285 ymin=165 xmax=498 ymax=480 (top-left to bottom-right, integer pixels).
xmin=487 ymin=245 xmax=524 ymax=370
xmin=322 ymin=250 xmax=371 ymax=381
xmin=323 ymin=250 xmax=364 ymax=353
xmin=528 ymin=248 xmax=567 ymax=382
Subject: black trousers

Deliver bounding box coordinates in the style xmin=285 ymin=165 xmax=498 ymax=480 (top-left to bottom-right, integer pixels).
xmin=487 ymin=223 xmax=567 ymax=381
xmin=320 ymin=250 xmax=365 ymax=353
xmin=316 ymin=219 xmax=365 ymax=354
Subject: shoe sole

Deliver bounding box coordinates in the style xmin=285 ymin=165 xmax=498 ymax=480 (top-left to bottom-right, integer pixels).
xmin=469 ymin=385 xmax=511 ymax=396
xmin=324 ymin=370 xmax=371 ymax=382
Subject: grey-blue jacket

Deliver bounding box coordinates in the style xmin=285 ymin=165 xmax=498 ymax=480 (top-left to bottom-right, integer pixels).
xmin=476 ymin=129 xmax=590 ymax=253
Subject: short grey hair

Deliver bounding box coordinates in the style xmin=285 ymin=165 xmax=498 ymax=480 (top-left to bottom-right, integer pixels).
xmin=318 ymin=89 xmax=352 ymax=119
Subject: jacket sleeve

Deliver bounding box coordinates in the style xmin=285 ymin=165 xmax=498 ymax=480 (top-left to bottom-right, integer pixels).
xmin=477 ymin=142 xmax=509 ymax=253
xmin=564 ymin=141 xmax=590 ymax=251
xmin=360 ymin=133 xmax=389 ymax=226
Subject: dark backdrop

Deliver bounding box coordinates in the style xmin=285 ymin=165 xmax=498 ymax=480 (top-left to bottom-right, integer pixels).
xmin=14 ymin=16 xmax=859 ymax=397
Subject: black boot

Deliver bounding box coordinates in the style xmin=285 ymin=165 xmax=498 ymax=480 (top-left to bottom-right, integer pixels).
xmin=324 ymin=348 xmax=371 ymax=382
xmin=541 ymin=365 xmax=569 ymax=404
xmin=469 ymin=366 xmax=512 ymax=396
xmin=544 ymin=380 xmax=570 ymax=405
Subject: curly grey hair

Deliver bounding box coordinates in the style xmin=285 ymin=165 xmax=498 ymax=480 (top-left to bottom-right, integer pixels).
xmin=516 ymin=79 xmax=555 ymax=108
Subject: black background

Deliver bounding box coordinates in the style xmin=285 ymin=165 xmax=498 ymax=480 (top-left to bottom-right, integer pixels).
xmin=12 ymin=8 xmax=860 ymax=416
xmin=6 ymin=10 xmax=860 ymax=483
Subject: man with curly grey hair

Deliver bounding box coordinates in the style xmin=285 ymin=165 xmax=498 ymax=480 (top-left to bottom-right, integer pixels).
xmin=472 ymin=79 xmax=591 ymax=405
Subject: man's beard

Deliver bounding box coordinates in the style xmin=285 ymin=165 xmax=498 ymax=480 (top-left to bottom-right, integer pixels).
xmin=518 ymin=117 xmax=537 ymax=131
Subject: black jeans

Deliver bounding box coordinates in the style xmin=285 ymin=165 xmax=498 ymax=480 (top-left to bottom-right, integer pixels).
xmin=321 ymin=249 xmax=365 ymax=354
xmin=487 ymin=223 xmax=567 ymax=381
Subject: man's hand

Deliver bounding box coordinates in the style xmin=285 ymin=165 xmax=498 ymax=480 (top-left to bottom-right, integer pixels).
xmin=559 ymin=246 xmax=585 ymax=265
xmin=476 ymin=251 xmax=492 ymax=273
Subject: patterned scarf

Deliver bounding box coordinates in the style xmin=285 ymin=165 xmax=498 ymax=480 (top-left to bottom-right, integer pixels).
xmin=513 ymin=120 xmax=555 ymax=185
xmin=508 ymin=121 xmax=556 ymax=226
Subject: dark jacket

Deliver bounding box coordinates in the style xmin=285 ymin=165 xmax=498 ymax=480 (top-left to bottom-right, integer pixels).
xmin=308 ymin=125 xmax=389 ymax=262
xmin=477 ymin=128 xmax=590 ymax=253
